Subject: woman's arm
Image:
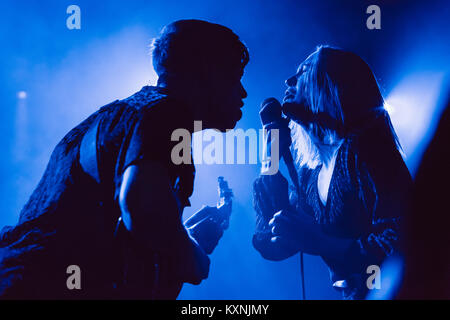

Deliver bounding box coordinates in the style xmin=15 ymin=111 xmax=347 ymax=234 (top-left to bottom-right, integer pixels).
xmin=266 ymin=139 xmax=411 ymax=272
xmin=318 ymin=140 xmax=412 ymax=274
xmin=252 ymin=172 xmax=301 ymax=260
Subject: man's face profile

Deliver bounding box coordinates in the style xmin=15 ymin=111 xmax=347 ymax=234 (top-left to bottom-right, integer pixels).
xmin=203 ymin=66 xmax=247 ymax=131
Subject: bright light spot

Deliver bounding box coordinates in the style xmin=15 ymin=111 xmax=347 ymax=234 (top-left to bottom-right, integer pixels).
xmin=17 ymin=91 xmax=27 ymax=99
xmin=383 ymin=102 xmax=395 ymax=115
xmin=385 ymin=71 xmax=446 ymax=173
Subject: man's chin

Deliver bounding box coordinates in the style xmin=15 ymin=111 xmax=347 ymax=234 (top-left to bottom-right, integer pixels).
xmin=216 ymin=115 xmax=241 ymax=131
xmin=215 ymin=121 xmax=237 ymax=132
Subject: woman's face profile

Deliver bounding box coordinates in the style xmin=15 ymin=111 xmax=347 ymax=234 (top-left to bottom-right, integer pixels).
xmin=282 ymin=52 xmax=319 ymax=139
xmin=283 ymin=51 xmax=316 ymax=106
xmin=283 ymin=63 xmax=307 ymax=105
xmin=283 ymin=50 xmax=340 ymax=146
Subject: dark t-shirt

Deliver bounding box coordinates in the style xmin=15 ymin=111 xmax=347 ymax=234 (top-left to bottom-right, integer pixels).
xmin=0 ymin=86 xmax=195 ymax=299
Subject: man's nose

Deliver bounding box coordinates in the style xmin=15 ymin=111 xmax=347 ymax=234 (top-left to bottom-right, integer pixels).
xmin=285 ymin=76 xmax=297 ymax=87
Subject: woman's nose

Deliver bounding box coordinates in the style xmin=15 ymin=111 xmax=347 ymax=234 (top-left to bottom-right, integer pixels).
xmin=285 ymin=75 xmax=297 ymax=87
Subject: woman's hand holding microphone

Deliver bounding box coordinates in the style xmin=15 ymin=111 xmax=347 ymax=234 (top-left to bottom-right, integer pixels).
xmin=254 ymin=97 xmax=331 ymax=259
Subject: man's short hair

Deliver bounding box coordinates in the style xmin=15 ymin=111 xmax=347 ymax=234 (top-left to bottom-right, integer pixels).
xmin=151 ymin=19 xmax=249 ymax=77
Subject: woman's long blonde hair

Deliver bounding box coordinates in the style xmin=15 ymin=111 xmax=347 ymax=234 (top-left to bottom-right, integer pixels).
xmin=289 ymin=45 xmax=401 ymax=169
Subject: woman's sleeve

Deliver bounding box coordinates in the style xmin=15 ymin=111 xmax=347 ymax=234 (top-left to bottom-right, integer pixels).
xmin=343 ymin=140 xmax=413 ymax=271
xmin=252 ymin=173 xmax=298 ymax=261
xmin=252 ymin=204 xmax=278 ymax=259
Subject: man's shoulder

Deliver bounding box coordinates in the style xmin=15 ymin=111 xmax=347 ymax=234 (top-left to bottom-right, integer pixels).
xmin=120 ymin=86 xmax=193 ymax=134
xmin=119 ymin=86 xmax=170 ymax=111
xmin=93 ymin=86 xmax=171 ymax=123
xmin=91 ymin=87 xmax=172 ymax=136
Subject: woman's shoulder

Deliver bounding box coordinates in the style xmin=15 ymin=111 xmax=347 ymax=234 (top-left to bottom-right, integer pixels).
xmin=338 ymin=134 xmax=412 ymax=200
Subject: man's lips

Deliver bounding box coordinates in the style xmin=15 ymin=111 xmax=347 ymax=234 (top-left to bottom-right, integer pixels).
xmin=230 ymin=101 xmax=244 ymax=122
xmin=238 ymin=102 xmax=244 ymax=117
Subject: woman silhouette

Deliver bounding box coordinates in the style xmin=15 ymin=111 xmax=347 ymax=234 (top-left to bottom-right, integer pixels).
xmin=253 ymin=46 xmax=413 ymax=299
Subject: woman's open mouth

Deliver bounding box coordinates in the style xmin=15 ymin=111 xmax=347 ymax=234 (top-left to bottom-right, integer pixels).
xmin=283 ymin=95 xmax=294 ymax=103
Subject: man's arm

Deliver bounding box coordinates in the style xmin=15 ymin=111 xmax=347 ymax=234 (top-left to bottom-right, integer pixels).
xmin=118 ymin=161 xmax=210 ymax=285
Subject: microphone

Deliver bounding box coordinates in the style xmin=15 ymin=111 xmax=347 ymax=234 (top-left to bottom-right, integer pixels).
xmin=259 ymin=98 xmax=299 ymax=192
xmin=260 ymin=98 xmax=284 ymax=126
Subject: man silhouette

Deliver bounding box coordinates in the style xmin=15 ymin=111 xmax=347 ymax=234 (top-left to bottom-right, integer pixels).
xmin=0 ymin=19 xmax=248 ymax=299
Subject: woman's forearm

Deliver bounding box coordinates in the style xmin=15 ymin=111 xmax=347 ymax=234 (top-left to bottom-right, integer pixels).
xmin=317 ymin=232 xmax=355 ymax=262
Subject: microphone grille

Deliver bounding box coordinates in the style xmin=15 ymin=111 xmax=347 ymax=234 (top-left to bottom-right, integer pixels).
xmin=261 ymin=97 xmax=281 ymax=110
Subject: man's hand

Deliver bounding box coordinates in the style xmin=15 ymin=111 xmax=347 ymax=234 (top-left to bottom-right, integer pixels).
xmin=185 ymin=206 xmax=225 ymax=255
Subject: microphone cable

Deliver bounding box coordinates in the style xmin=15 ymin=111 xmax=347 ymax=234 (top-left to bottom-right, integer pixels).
xmin=284 ymin=149 xmax=306 ymax=300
